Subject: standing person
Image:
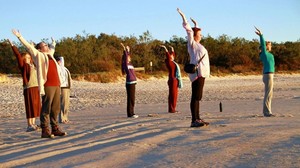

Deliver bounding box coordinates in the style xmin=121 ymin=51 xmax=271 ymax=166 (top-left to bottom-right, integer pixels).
xmin=160 ymin=45 xmax=183 ymax=113
xmin=7 ymin=39 xmax=41 ymax=132
xmin=255 ymin=27 xmax=275 ymax=117
xmin=121 ymin=43 xmax=138 ymax=118
xmin=56 ymin=56 xmax=72 ymax=123
xmin=177 ymin=8 xmax=210 ymax=127
xmin=12 ymin=29 xmax=67 ymax=138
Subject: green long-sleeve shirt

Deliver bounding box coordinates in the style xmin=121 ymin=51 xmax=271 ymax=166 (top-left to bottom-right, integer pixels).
xmin=259 ymin=35 xmax=275 ymax=74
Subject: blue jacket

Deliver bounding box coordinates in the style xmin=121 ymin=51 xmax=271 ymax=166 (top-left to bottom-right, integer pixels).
xmin=259 ymin=35 xmax=275 ymax=73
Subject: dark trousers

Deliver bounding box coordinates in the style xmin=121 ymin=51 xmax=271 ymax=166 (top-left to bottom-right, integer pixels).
xmin=168 ymin=79 xmax=178 ymax=112
xmin=40 ymin=86 xmax=61 ymax=128
xmin=190 ymin=77 xmax=205 ymax=122
xmin=126 ymin=83 xmax=136 ymax=117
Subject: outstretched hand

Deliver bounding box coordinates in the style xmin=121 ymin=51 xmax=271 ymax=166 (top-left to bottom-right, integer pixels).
xmin=254 ymin=26 xmax=262 ymax=35
xmin=12 ymin=29 xmax=21 ymax=38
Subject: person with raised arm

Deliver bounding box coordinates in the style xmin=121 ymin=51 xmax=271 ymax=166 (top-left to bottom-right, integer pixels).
xmin=160 ymin=45 xmax=182 ymax=113
xmin=12 ymin=29 xmax=67 ymax=138
xmin=121 ymin=43 xmax=138 ymax=118
xmin=177 ymin=8 xmax=210 ymax=127
xmin=7 ymin=39 xmax=41 ymax=132
xmin=55 ymin=56 xmax=72 ymax=123
xmin=255 ymin=27 xmax=275 ymax=117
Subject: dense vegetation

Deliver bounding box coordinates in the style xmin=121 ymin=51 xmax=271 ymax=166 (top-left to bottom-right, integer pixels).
xmin=1 ymin=30 xmax=299 ymax=82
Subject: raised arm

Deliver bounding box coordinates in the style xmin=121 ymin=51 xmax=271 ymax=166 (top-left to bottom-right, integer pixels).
xmin=7 ymin=39 xmax=14 ymax=46
xmin=49 ymin=37 xmax=56 ymax=55
xmin=12 ymin=29 xmax=39 ymax=57
xmin=177 ymin=8 xmax=188 ymax=24
xmin=169 ymin=45 xmax=174 ymax=53
xmin=121 ymin=43 xmax=127 ymax=74
xmin=190 ymin=17 xmax=198 ymax=28
xmin=121 ymin=43 xmax=126 ymax=51
xmin=177 ymin=8 xmax=194 ymax=46
xmin=7 ymin=39 xmax=24 ymax=69
xmin=254 ymin=26 xmax=262 ymax=36
xmin=254 ymin=26 xmax=266 ymax=52
xmin=160 ymin=45 xmax=168 ymax=53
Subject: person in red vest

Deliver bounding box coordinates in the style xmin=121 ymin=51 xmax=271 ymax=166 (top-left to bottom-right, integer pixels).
xmin=12 ymin=29 xmax=67 ymax=138
xmin=160 ymin=45 xmax=182 ymax=113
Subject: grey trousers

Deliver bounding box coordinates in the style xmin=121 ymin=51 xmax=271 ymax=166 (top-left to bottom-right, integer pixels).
xmin=263 ymin=74 xmax=274 ymax=116
xmin=41 ymin=86 xmax=61 ymax=128
xmin=59 ymin=88 xmax=70 ymax=122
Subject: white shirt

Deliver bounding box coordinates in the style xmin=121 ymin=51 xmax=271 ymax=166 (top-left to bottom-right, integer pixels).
xmin=183 ymin=22 xmax=210 ymax=82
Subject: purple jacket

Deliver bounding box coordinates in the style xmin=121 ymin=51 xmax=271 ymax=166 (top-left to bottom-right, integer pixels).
xmin=122 ymin=51 xmax=137 ymax=84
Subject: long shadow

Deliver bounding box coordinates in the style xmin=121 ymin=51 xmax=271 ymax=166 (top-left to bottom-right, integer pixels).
xmin=0 ymin=117 xmax=170 ymax=164
xmin=228 ymin=136 xmax=300 ymax=168
xmin=0 ymin=116 xmax=166 ymax=150
xmin=11 ymin=127 xmax=179 ymax=167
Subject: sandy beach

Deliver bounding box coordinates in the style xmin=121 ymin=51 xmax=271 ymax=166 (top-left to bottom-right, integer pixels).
xmin=0 ymin=74 xmax=300 ymax=168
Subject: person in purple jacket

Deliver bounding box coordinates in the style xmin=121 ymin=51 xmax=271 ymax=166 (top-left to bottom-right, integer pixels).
xmin=121 ymin=43 xmax=138 ymax=118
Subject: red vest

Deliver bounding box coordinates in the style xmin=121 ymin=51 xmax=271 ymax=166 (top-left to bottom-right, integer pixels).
xmin=44 ymin=56 xmax=60 ymax=87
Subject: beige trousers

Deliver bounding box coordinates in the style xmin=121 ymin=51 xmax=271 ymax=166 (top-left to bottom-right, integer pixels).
xmin=59 ymin=88 xmax=70 ymax=122
xmin=263 ymin=74 xmax=274 ymax=116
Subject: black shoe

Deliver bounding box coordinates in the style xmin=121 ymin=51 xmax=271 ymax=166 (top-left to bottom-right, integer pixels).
xmin=264 ymin=114 xmax=276 ymax=117
xmin=190 ymin=121 xmax=205 ymax=127
xmin=197 ymin=119 xmax=209 ymax=126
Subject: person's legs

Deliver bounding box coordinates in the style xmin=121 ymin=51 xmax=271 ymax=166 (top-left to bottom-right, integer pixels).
xmin=23 ymin=89 xmax=31 ymax=127
xmin=50 ymin=86 xmax=61 ymax=127
xmin=23 ymin=88 xmax=41 ymax=131
xmin=59 ymin=93 xmax=63 ymax=123
xmin=263 ymin=74 xmax=274 ymax=116
xmin=190 ymin=77 xmax=207 ymax=127
xmin=64 ymin=88 xmax=71 ymax=121
xmin=50 ymin=86 xmax=67 ymax=136
xmin=126 ymin=84 xmax=136 ymax=117
xmin=60 ymin=88 xmax=70 ymax=123
xmin=168 ymin=79 xmax=178 ymax=113
xmin=190 ymin=77 xmax=205 ymax=121
xmin=29 ymin=87 xmax=41 ymax=126
xmin=41 ymin=87 xmax=56 ymax=138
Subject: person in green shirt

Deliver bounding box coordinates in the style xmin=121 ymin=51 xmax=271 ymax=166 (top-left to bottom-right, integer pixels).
xmin=255 ymin=27 xmax=275 ymax=117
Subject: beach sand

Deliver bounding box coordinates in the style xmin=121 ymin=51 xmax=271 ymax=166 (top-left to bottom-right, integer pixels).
xmin=0 ymin=74 xmax=299 ymax=168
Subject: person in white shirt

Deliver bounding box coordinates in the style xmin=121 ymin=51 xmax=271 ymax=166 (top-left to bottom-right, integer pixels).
xmin=56 ymin=56 xmax=72 ymax=123
xmin=12 ymin=29 xmax=67 ymax=138
xmin=177 ymin=8 xmax=210 ymax=127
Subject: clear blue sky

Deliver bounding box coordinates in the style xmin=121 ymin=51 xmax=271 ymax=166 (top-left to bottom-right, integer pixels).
xmin=1 ymin=0 xmax=299 ymax=44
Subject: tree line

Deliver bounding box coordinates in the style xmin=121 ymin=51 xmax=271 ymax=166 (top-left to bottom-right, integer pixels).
xmin=1 ymin=30 xmax=299 ymax=78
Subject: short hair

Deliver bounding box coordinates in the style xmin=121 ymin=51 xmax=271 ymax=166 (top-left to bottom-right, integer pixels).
xmin=192 ymin=27 xmax=201 ymax=36
xmin=54 ymin=56 xmax=60 ymax=62
xmin=35 ymin=42 xmax=43 ymax=50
